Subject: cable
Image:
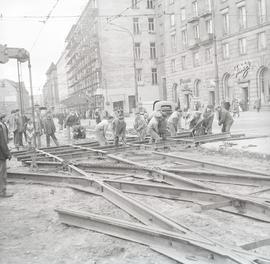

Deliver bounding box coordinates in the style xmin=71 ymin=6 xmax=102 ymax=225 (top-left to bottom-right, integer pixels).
xmin=30 ymin=0 xmax=61 ymax=51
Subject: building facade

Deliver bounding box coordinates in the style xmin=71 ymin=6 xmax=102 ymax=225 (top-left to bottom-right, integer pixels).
xmin=43 ymin=63 xmax=59 ymax=110
xmin=163 ymin=0 xmax=270 ymax=110
xmin=63 ymin=0 xmax=164 ymax=114
xmin=0 ymin=79 xmax=30 ymax=114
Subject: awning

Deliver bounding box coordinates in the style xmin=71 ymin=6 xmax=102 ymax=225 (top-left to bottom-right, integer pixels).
xmin=61 ymin=94 xmax=88 ymax=107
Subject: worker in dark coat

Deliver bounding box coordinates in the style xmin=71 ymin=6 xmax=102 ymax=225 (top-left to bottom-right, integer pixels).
xmin=43 ymin=112 xmax=59 ymax=147
xmin=216 ymin=106 xmax=234 ymax=133
xmin=112 ymin=113 xmax=126 ymax=146
xmin=0 ymin=113 xmax=12 ymax=197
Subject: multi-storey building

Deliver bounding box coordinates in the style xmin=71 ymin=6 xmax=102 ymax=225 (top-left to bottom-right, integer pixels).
xmin=56 ymin=51 xmax=69 ymax=110
xmin=0 ymin=79 xmax=30 ymax=114
xmin=164 ymin=0 xmax=270 ymax=110
xmin=43 ymin=63 xmax=59 ymax=110
xmin=63 ymin=0 xmax=163 ymax=114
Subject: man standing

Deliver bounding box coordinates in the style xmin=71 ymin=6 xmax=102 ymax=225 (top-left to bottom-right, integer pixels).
xmin=43 ymin=112 xmax=59 ymax=147
xmin=65 ymin=110 xmax=79 ymax=141
xmin=0 ymin=113 xmax=12 ymax=197
xmin=112 ymin=113 xmax=126 ymax=146
xmin=216 ymin=106 xmax=234 ymax=133
xmin=167 ymin=107 xmax=182 ymax=137
xmin=35 ymin=108 xmax=43 ymax=148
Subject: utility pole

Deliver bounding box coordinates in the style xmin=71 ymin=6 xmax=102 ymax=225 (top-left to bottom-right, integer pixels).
xmin=211 ymin=0 xmax=220 ymax=105
xmin=17 ymin=60 xmax=24 ymax=115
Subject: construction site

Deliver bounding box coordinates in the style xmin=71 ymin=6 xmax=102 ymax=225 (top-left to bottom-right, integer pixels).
xmin=1 ymin=115 xmax=270 ymax=264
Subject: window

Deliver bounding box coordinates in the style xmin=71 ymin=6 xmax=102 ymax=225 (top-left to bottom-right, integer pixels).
xmin=151 ymin=68 xmax=158 ymax=85
xmin=258 ymin=32 xmax=266 ymax=50
xmin=134 ymin=43 xmax=141 ymax=59
xmin=206 ymin=0 xmax=212 ymax=11
xmin=192 ymin=1 xmax=198 ymax=17
xmin=223 ymin=12 xmax=230 ymax=34
xmin=171 ymin=59 xmax=176 ymax=72
xmin=206 ymin=19 xmax=213 ymax=34
xmin=147 ymin=0 xmax=154 ymax=9
xmin=193 ymin=24 xmax=200 ymax=39
xmin=132 ymin=0 xmax=139 ymax=9
xmin=133 ymin=18 xmax=140 ymax=34
xmin=171 ymin=34 xmax=176 ymax=52
xmin=222 ymin=43 xmax=230 ymax=59
xmin=205 ymin=47 xmax=213 ymax=63
xmin=170 ymin=14 xmax=175 ymax=27
xmin=150 ymin=42 xmax=156 ymax=59
xmin=239 ymin=38 xmax=247 ymax=54
xmin=182 ymin=29 xmax=188 ymax=47
xmin=239 ymin=6 xmax=247 ymax=29
xmin=181 ymin=55 xmax=186 ymax=70
xmin=136 ymin=68 xmax=142 ymax=82
xmin=258 ymin=0 xmax=267 ymax=24
xmin=180 ymin=8 xmax=186 ymax=21
xmin=148 ymin=18 xmax=155 ymax=33
xmin=193 ymin=51 xmax=200 ymax=67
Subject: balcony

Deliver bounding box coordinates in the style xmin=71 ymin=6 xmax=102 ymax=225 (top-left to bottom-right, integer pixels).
xmin=188 ymin=38 xmax=201 ymax=49
xmin=187 ymin=15 xmax=200 ymax=23
xmin=201 ymin=33 xmax=214 ymax=45
xmin=200 ymin=9 xmax=212 ymax=18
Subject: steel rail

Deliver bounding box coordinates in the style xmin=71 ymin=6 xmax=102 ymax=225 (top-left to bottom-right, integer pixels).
xmin=153 ymin=152 xmax=270 ymax=176
xmin=56 ymin=208 xmax=269 ymax=264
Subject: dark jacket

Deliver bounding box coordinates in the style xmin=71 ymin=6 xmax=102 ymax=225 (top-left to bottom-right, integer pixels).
xmin=43 ymin=117 xmax=56 ymax=135
xmin=0 ymin=122 xmax=11 ymax=160
xmin=218 ymin=109 xmax=233 ymax=126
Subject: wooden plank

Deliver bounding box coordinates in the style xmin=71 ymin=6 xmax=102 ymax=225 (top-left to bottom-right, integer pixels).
xmin=200 ymin=200 xmax=233 ymax=211
xmin=241 ymin=238 xmax=270 ymax=250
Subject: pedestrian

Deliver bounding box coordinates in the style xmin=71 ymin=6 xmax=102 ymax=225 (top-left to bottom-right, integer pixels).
xmin=0 ymin=113 xmax=12 ymax=198
xmin=232 ymin=99 xmax=240 ymax=118
xmin=43 ymin=112 xmax=59 ymax=147
xmin=167 ymin=107 xmax=182 ymax=137
xmin=57 ymin=112 xmax=65 ymax=130
xmin=95 ymin=116 xmax=114 ymax=146
xmin=147 ymin=111 xmax=162 ymax=144
xmin=25 ymin=118 xmax=35 ymax=149
xmin=112 ymin=113 xmax=126 ymax=146
xmin=216 ymin=106 xmax=234 ymax=133
xmin=134 ymin=111 xmax=147 ymax=141
xmin=94 ymin=108 xmax=101 ymax=124
xmin=9 ymin=109 xmax=20 ymax=150
xmin=254 ymin=98 xmax=261 ymax=113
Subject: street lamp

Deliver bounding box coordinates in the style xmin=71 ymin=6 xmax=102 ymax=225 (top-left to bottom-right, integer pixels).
xmin=106 ymin=23 xmax=139 ymax=109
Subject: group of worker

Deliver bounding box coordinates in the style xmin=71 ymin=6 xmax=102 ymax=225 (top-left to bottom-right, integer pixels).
xmin=94 ymin=103 xmax=234 ymax=146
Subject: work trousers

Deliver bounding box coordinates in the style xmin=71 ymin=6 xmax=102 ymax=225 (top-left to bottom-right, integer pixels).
xmin=36 ymin=132 xmax=42 ymax=148
xmin=168 ymin=122 xmax=177 ymax=137
xmin=221 ymin=120 xmax=234 ymax=133
xmin=95 ymin=130 xmax=106 ymax=146
xmin=0 ymin=159 xmax=7 ymax=195
xmin=137 ymin=128 xmax=147 ymax=141
xmin=13 ymin=130 xmax=19 ymax=148
xmin=46 ymin=133 xmax=59 ymax=147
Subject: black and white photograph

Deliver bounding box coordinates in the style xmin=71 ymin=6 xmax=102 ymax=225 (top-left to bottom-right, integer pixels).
xmin=0 ymin=0 xmax=270 ymax=263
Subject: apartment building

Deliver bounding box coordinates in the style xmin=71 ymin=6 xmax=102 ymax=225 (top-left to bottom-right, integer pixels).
xmin=62 ymin=0 xmax=164 ymax=114
xmin=164 ymin=0 xmax=270 ymax=110
xmin=43 ymin=63 xmax=59 ymax=110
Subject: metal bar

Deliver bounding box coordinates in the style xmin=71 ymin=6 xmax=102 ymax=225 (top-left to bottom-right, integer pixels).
xmin=241 ymin=238 xmax=270 ymax=251
xmin=153 ymin=152 xmax=270 ymax=177
xmin=56 ymin=208 xmax=267 ymax=264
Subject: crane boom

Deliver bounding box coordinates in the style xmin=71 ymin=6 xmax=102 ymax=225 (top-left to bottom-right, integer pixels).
xmin=0 ymin=44 xmax=29 ymax=63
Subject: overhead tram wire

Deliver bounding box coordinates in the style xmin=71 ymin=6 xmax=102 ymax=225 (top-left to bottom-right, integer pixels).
xmin=30 ymin=0 xmax=60 ymax=51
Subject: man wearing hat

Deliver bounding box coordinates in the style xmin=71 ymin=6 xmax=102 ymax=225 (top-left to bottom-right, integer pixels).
xmin=0 ymin=113 xmax=12 ymax=197
xmin=134 ymin=111 xmax=147 ymax=141
xmin=147 ymin=111 xmax=162 ymax=143
xmin=112 ymin=112 xmax=126 ymax=146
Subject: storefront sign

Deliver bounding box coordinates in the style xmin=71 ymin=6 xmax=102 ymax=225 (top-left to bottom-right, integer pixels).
xmin=233 ymin=61 xmax=251 ymax=80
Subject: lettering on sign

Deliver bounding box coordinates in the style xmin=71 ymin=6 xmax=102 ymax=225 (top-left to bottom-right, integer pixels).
xmin=233 ymin=61 xmax=251 ymax=80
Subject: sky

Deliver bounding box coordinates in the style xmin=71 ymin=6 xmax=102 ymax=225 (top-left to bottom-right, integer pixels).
xmin=0 ymin=0 xmax=89 ymax=95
